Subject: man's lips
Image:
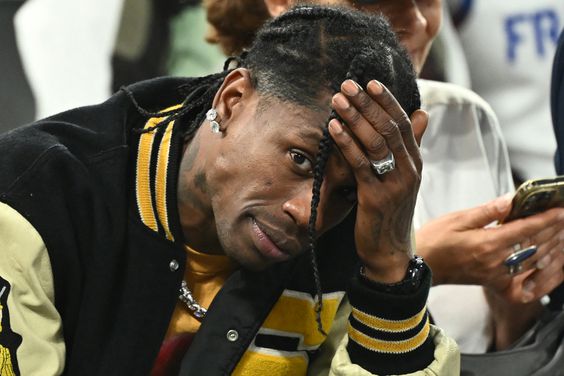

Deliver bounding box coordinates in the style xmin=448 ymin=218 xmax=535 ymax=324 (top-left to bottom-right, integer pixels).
xmin=250 ymin=218 xmax=293 ymax=262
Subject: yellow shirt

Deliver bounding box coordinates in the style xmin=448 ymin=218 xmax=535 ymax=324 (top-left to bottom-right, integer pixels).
xmin=165 ymin=246 xmax=236 ymax=338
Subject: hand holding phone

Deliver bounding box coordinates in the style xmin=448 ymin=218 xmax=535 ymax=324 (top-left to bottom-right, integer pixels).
xmin=503 ymin=176 xmax=564 ymax=223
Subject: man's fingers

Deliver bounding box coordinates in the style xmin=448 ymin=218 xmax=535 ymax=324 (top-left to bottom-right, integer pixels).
xmin=331 ymin=92 xmax=390 ymax=163
xmin=337 ymin=80 xmax=414 ymax=175
xmin=454 ymin=194 xmax=513 ymax=229
xmin=521 ymin=254 xmax=564 ymax=303
xmin=493 ymin=207 xmax=564 ymax=248
xmin=366 ymin=80 xmax=420 ymax=155
xmin=327 ymin=118 xmax=376 ymax=184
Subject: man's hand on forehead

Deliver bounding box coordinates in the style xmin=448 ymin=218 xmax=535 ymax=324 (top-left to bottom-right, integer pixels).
xmin=328 ymin=78 xmax=427 ymax=283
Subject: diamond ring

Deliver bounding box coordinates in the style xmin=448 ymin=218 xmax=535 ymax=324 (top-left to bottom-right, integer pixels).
xmin=370 ymin=152 xmax=395 ymax=175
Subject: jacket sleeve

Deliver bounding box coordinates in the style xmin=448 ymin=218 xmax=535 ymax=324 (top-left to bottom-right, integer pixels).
xmin=309 ymin=264 xmax=460 ymax=376
xmin=328 ymin=322 xmax=460 ymax=376
xmin=0 ymin=202 xmax=65 ymax=375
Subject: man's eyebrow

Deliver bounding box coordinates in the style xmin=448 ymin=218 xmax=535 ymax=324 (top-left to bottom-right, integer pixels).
xmin=293 ymin=122 xmax=326 ymax=141
xmin=295 ymin=117 xmax=327 ymax=137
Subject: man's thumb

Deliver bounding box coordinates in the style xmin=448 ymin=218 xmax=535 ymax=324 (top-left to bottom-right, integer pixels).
xmin=464 ymin=193 xmax=513 ymax=228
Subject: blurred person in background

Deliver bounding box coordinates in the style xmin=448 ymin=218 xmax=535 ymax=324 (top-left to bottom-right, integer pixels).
xmin=202 ymin=0 xmax=564 ymax=355
xmin=14 ymin=0 xmax=124 ymax=120
xmin=8 ymin=0 xmax=223 ymax=128
xmin=111 ymin=0 xmax=224 ymax=90
xmin=446 ymin=0 xmax=564 ymax=182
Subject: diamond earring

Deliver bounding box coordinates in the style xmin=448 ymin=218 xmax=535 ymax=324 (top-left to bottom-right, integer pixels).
xmin=206 ymin=108 xmax=221 ymax=134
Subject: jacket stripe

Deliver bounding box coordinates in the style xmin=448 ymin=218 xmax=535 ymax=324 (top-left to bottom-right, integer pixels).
xmin=232 ymin=345 xmax=308 ymax=376
xmin=135 ymin=106 xmax=181 ymax=240
xmin=351 ymin=306 xmax=427 ymax=333
xmin=155 ymin=120 xmax=176 ymax=241
xmin=136 ymin=118 xmax=158 ymax=232
xmin=231 ymin=290 xmax=345 ymax=376
xmin=349 ymin=311 xmax=429 ymax=342
xmin=261 ymin=290 xmax=345 ymax=348
xmin=347 ymin=316 xmax=430 ymax=354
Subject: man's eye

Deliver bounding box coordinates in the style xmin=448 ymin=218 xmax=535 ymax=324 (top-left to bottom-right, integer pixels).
xmin=289 ymin=150 xmax=313 ymax=173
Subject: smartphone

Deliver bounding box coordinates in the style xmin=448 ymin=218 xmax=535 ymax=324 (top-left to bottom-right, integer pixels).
xmin=503 ymin=176 xmax=564 ymax=223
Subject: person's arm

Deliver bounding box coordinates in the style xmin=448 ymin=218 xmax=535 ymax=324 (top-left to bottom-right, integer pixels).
xmin=415 ymin=98 xmax=564 ymax=349
xmin=0 ymin=202 xmax=65 ymax=375
xmin=308 ymin=293 xmax=460 ymax=376
xmin=325 ymin=78 xmax=457 ymax=373
xmin=329 ymin=326 xmax=459 ymax=376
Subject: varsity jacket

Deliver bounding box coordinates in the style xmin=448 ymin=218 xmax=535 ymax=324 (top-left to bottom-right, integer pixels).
xmin=0 ymin=77 xmax=459 ymax=375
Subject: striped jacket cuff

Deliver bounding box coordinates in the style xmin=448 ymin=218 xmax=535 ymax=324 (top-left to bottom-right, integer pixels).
xmin=346 ymin=262 xmax=434 ymax=374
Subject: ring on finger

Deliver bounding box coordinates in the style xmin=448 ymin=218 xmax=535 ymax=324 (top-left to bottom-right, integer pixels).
xmin=370 ymin=152 xmax=395 ymax=175
xmin=504 ymin=245 xmax=538 ymax=275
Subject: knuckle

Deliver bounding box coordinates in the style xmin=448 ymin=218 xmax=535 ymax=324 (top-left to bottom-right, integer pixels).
xmin=366 ymin=135 xmax=386 ymax=154
xmin=477 ymin=242 xmax=493 ymax=255
xmin=366 ymin=104 xmax=385 ymax=122
xmin=387 ymin=136 xmax=404 ymax=151
xmin=379 ymin=119 xmax=399 ymax=137
xmin=405 ymin=170 xmax=420 ymax=187
xmin=359 ymin=173 xmax=373 ymax=184
xmin=352 ymin=154 xmax=368 ymax=170
xmin=378 ymin=90 xmax=396 ymax=108
xmin=334 ymin=131 xmax=352 ymax=149
xmin=346 ymin=110 xmax=363 ymax=127
xmin=357 ymin=91 xmax=373 ymax=110
xmin=396 ymin=114 xmax=411 ymax=131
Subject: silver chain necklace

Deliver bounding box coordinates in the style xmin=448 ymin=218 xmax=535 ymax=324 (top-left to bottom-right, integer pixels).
xmin=178 ymin=280 xmax=207 ymax=319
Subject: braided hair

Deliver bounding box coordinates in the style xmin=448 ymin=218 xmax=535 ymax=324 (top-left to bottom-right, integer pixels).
xmin=125 ymin=5 xmax=420 ymax=335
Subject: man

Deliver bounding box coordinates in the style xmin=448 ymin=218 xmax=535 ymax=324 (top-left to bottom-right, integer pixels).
xmin=0 ymin=6 xmax=458 ymax=375
xmin=203 ymin=0 xmax=564 ymax=353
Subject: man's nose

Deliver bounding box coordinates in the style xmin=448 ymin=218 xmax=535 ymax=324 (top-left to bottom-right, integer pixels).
xmin=392 ymin=1 xmax=428 ymax=46
xmin=282 ymin=188 xmax=321 ymax=232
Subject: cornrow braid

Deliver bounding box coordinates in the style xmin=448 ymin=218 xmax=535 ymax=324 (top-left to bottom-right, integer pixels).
xmin=307 ymin=125 xmax=334 ymax=336
xmin=307 ymin=53 xmax=373 ymax=335
xmin=122 ymin=71 xmax=228 ymax=138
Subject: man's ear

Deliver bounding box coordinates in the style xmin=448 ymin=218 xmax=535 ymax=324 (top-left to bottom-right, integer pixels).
xmin=212 ymin=68 xmax=255 ymax=129
xmin=410 ymin=109 xmax=428 ymax=146
xmin=263 ymin=0 xmax=292 ymax=17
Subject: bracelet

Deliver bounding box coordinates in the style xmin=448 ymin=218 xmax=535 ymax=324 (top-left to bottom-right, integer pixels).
xmin=359 ymin=256 xmax=425 ymax=294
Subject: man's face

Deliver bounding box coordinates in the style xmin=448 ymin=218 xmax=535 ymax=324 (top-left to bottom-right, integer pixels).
xmin=279 ymin=0 xmax=442 ymax=74
xmin=197 ymin=95 xmax=357 ymax=271
xmin=351 ymin=0 xmax=442 ymax=73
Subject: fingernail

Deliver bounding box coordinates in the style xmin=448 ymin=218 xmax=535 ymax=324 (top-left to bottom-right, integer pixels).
xmin=329 ymin=120 xmax=343 ymax=134
xmin=558 ymin=210 xmax=564 ymax=221
xmin=523 ymin=281 xmax=536 ymax=292
xmin=536 ymin=255 xmax=551 ymax=270
xmin=367 ymin=80 xmax=382 ymax=94
xmin=333 ymin=93 xmax=349 ymax=109
xmin=559 ymin=230 xmax=564 ymax=241
xmin=342 ymin=80 xmax=360 ymax=96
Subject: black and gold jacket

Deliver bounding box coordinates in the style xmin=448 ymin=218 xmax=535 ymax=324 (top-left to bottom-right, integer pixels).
xmin=0 ymin=77 xmax=437 ymax=375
